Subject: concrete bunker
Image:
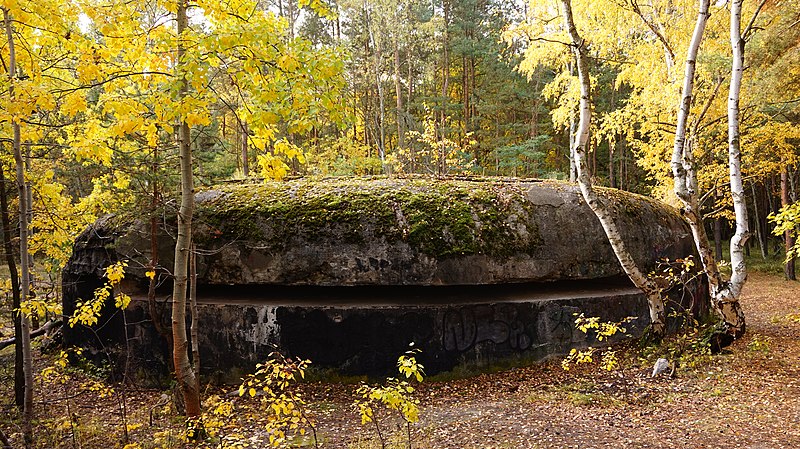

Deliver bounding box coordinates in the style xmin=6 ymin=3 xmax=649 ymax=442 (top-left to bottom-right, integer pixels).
xmin=62 ymin=177 xmax=704 ymax=380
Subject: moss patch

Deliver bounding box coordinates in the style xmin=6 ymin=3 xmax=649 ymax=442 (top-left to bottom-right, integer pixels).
xmin=194 ymin=177 xmax=541 ymax=258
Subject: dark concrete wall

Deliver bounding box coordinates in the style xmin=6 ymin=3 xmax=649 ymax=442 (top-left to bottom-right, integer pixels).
xmin=123 ymin=289 xmax=649 ymax=380
xmin=113 ymin=278 xmax=706 ymax=381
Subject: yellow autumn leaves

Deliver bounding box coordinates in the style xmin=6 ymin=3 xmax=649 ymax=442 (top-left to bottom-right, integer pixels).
xmin=69 ymin=261 xmax=130 ymax=327
xmin=0 ymin=0 xmax=347 ymax=286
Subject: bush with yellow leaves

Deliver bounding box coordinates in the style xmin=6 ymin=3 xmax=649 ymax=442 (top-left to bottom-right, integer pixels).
xmin=354 ymin=347 xmax=425 ymax=449
xmin=237 ymin=352 xmax=317 ymax=448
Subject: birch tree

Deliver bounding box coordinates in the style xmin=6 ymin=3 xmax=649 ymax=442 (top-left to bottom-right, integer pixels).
xmin=671 ymin=0 xmax=765 ymax=337
xmin=670 ymin=0 xmax=717 ymax=320
xmin=559 ymin=0 xmax=667 ymax=334
xmin=171 ymin=0 xmax=201 ymax=418
xmin=720 ymin=0 xmax=750 ymax=334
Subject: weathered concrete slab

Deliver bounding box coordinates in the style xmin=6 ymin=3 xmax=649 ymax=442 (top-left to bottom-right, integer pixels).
xmin=61 ymin=177 xmax=703 ymax=379
xmin=67 ymin=177 xmax=695 ymax=287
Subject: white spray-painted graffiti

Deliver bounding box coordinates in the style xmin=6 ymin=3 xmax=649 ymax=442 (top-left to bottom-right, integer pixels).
xmin=244 ymin=306 xmax=280 ymax=352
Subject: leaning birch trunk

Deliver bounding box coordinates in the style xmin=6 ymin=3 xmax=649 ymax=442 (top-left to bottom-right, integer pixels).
xmin=173 ymin=0 xmax=202 ymax=418
xmin=560 ymin=0 xmax=666 ymax=335
xmin=4 ymin=8 xmax=34 ymax=446
xmin=670 ymin=0 xmax=721 ymax=302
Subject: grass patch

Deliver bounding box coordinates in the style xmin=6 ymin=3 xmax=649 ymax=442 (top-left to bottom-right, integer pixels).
xmin=527 ymin=380 xmax=625 ymax=408
xmin=712 ymin=238 xmax=789 ymax=276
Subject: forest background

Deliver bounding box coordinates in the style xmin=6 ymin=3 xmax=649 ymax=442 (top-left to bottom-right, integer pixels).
xmin=1 ymin=0 xmax=799 ymax=276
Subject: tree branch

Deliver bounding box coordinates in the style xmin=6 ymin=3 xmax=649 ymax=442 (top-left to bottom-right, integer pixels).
xmin=628 ymin=0 xmax=676 ymax=64
xmin=0 ymin=428 xmax=11 ymax=449
xmin=51 ymin=71 xmax=172 ymax=94
xmin=0 ymin=319 xmax=62 ymax=351
xmin=743 ymin=0 xmax=768 ymax=41
xmin=691 ymin=74 xmax=725 ymax=135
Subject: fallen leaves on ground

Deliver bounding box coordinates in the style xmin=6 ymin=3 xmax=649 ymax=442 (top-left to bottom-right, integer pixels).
xmin=2 ymin=272 xmax=799 ymax=448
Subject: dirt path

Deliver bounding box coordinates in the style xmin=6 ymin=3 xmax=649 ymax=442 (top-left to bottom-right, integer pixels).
xmin=307 ymin=272 xmax=800 ymax=448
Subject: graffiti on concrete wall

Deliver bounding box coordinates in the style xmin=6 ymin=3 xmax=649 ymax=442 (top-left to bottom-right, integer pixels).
xmin=243 ymin=306 xmax=280 ymax=351
xmin=442 ymin=305 xmax=532 ymax=352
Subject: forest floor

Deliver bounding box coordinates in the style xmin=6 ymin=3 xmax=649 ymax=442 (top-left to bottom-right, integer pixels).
xmin=2 ymin=271 xmax=800 ymax=448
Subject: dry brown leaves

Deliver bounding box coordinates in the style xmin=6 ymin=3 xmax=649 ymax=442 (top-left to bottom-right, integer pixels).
xmin=2 ymin=272 xmax=800 ymax=448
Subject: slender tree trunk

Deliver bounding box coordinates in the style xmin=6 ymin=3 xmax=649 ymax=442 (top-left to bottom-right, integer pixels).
xmin=336 ymin=3 xmax=341 ymax=41
xmin=190 ymin=242 xmax=201 ymax=392
xmin=394 ymin=29 xmax=404 ymax=154
xmin=722 ymin=0 xmax=748 ymax=333
xmin=618 ymin=139 xmax=624 ymax=190
xmin=768 ymin=175 xmax=777 ymax=255
xmin=531 ymin=71 xmax=541 ymax=138
xmin=470 ymin=56 xmax=476 ymax=123
xmin=440 ymin=0 xmax=450 ymax=174
xmin=671 ymin=0 xmax=724 ymax=323
xmin=714 ymin=217 xmax=723 ymax=261
xmin=365 ymin=4 xmax=386 ymax=168
xmin=0 ymin=166 xmax=23 ymax=409
xmin=406 ymin=45 xmax=415 ymax=172
xmin=173 ymin=0 xmax=201 ymax=418
xmin=5 ymin=9 xmax=34 ymax=446
xmin=406 ymin=44 xmax=413 ymax=105
xmin=782 ymin=168 xmax=796 ymax=280
xmin=750 ymin=182 xmax=767 ymax=259
xmin=560 ymin=0 xmax=665 ymax=334
xmin=609 ymin=137 xmax=616 ymax=189
xmin=462 ymin=55 xmax=468 ymax=137
xmin=591 ymin=131 xmax=597 ymax=179
xmin=608 ymin=86 xmax=617 ymax=188
xmin=147 ymin=147 xmax=172 ymax=352
xmin=745 ymin=230 xmax=751 ymax=257
xmin=568 ymin=63 xmax=577 ymax=183
xmin=241 ymin=122 xmax=249 ymax=177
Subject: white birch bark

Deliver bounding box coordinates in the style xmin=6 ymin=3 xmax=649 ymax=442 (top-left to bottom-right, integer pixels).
xmin=568 ymin=63 xmax=578 ymax=183
xmin=560 ymin=0 xmax=666 ymax=334
xmin=670 ymin=0 xmax=718 ymax=288
xmin=721 ymin=0 xmax=748 ymax=333
xmin=671 ymin=0 xmax=745 ymax=337
xmin=172 ymin=0 xmax=201 ymax=418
